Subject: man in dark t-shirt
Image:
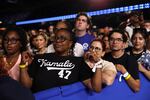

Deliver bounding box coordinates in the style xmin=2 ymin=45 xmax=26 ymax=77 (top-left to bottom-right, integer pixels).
xmin=104 ymin=53 xmax=139 ymax=80
xmin=104 ymin=29 xmax=140 ymax=92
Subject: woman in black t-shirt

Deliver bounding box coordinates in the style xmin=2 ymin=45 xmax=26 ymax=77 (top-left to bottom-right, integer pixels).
xmin=128 ymin=28 xmax=147 ymax=60
xmin=20 ymin=28 xmax=102 ymax=93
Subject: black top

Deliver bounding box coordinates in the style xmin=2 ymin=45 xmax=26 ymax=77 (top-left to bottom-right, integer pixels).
xmin=103 ymin=52 xmax=139 ymax=80
xmin=28 ymin=53 xmax=93 ymax=93
xmin=0 ymin=76 xmax=34 ymax=100
xmin=128 ymin=49 xmax=145 ymax=61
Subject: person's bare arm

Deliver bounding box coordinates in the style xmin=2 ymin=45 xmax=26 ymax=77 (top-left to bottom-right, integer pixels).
xmin=116 ymin=64 xmax=140 ymax=92
xmin=82 ymin=68 xmax=102 ymax=92
xmin=20 ymin=67 xmax=32 ymax=88
xmin=139 ymin=63 xmax=150 ymax=80
xmin=102 ymin=70 xmax=116 ymax=85
xmin=20 ymin=51 xmax=33 ymax=88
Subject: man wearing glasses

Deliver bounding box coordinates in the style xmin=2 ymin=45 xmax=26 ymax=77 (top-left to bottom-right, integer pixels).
xmin=104 ymin=29 xmax=140 ymax=92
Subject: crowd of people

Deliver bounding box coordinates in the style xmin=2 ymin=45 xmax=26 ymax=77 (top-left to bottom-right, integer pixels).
xmin=0 ymin=10 xmax=150 ymax=99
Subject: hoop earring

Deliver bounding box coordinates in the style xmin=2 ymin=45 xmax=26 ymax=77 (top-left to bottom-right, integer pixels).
xmin=67 ymin=49 xmax=72 ymax=56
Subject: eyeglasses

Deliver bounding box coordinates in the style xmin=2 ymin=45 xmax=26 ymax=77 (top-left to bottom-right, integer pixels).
xmin=89 ymin=46 xmax=102 ymax=52
xmin=4 ymin=38 xmax=20 ymax=44
xmin=109 ymin=38 xmax=123 ymax=42
xmin=54 ymin=35 xmax=70 ymax=42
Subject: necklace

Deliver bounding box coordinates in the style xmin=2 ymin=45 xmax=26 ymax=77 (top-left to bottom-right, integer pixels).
xmin=6 ymin=57 xmax=14 ymax=66
xmin=6 ymin=55 xmax=19 ymax=66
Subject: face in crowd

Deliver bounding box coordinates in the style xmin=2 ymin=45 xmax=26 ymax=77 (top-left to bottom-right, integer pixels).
xmin=109 ymin=31 xmax=126 ymax=51
xmin=3 ymin=31 xmax=22 ymax=55
xmin=144 ymin=22 xmax=150 ymax=32
xmin=53 ymin=29 xmax=73 ymax=56
xmin=89 ymin=39 xmax=105 ymax=59
xmin=131 ymin=29 xmax=146 ymax=51
xmin=102 ymin=36 xmax=110 ymax=50
xmin=35 ymin=34 xmax=47 ymax=50
xmin=75 ymin=15 xmax=90 ymax=31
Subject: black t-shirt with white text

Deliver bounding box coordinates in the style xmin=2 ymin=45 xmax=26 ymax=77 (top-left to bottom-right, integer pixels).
xmin=104 ymin=52 xmax=139 ymax=80
xmin=28 ymin=53 xmax=93 ymax=93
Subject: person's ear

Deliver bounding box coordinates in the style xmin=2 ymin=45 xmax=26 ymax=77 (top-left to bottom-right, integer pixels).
xmin=19 ymin=43 xmax=23 ymax=48
xmin=123 ymin=42 xmax=128 ymax=49
xmin=45 ymin=39 xmax=48 ymax=47
xmin=101 ymin=51 xmax=105 ymax=57
xmin=86 ymin=24 xmax=90 ymax=29
xmin=69 ymin=41 xmax=73 ymax=48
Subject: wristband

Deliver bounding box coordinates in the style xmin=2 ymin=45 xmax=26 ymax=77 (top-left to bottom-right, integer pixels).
xmin=19 ymin=64 xmax=26 ymax=69
xmin=119 ymin=72 xmax=131 ymax=82
xmin=92 ymin=60 xmax=103 ymax=72
xmin=125 ymin=74 xmax=131 ymax=80
xmin=95 ymin=60 xmax=103 ymax=69
xmin=123 ymin=72 xmax=129 ymax=78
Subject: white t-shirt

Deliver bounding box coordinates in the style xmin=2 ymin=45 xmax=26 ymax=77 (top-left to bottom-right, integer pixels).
xmin=125 ymin=25 xmax=140 ymax=39
xmin=47 ymin=43 xmax=84 ymax=57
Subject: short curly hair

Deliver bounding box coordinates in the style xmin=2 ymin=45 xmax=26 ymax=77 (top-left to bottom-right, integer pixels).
xmin=2 ymin=26 xmax=28 ymax=53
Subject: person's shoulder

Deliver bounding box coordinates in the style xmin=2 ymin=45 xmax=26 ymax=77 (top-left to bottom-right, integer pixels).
xmin=75 ymin=42 xmax=83 ymax=48
xmin=47 ymin=44 xmax=55 ymax=53
xmin=125 ymin=46 xmax=132 ymax=54
xmin=68 ymin=56 xmax=85 ymax=62
xmin=124 ymin=52 xmax=137 ymax=62
xmin=34 ymin=53 xmax=55 ymax=58
xmin=74 ymin=43 xmax=84 ymax=57
xmin=103 ymin=59 xmax=115 ymax=67
xmin=47 ymin=43 xmax=53 ymax=48
xmin=124 ymin=52 xmax=133 ymax=58
xmin=86 ymin=33 xmax=95 ymax=38
xmin=69 ymin=55 xmax=83 ymax=59
xmin=102 ymin=59 xmax=117 ymax=72
xmin=103 ymin=52 xmax=112 ymax=59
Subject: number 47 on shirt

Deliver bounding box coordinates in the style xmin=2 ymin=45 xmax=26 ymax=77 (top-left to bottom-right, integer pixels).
xmin=58 ymin=70 xmax=72 ymax=79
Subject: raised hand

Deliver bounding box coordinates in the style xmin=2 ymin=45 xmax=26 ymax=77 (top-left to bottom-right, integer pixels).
xmin=0 ymin=57 xmax=9 ymax=75
xmin=115 ymin=64 xmax=127 ymax=74
xmin=21 ymin=51 xmax=33 ymax=66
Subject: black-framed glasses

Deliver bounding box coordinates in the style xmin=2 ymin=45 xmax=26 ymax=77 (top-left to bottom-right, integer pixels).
xmin=54 ymin=35 xmax=70 ymax=42
xmin=4 ymin=38 xmax=20 ymax=44
xmin=109 ymin=37 xmax=123 ymax=42
xmin=89 ymin=46 xmax=102 ymax=52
